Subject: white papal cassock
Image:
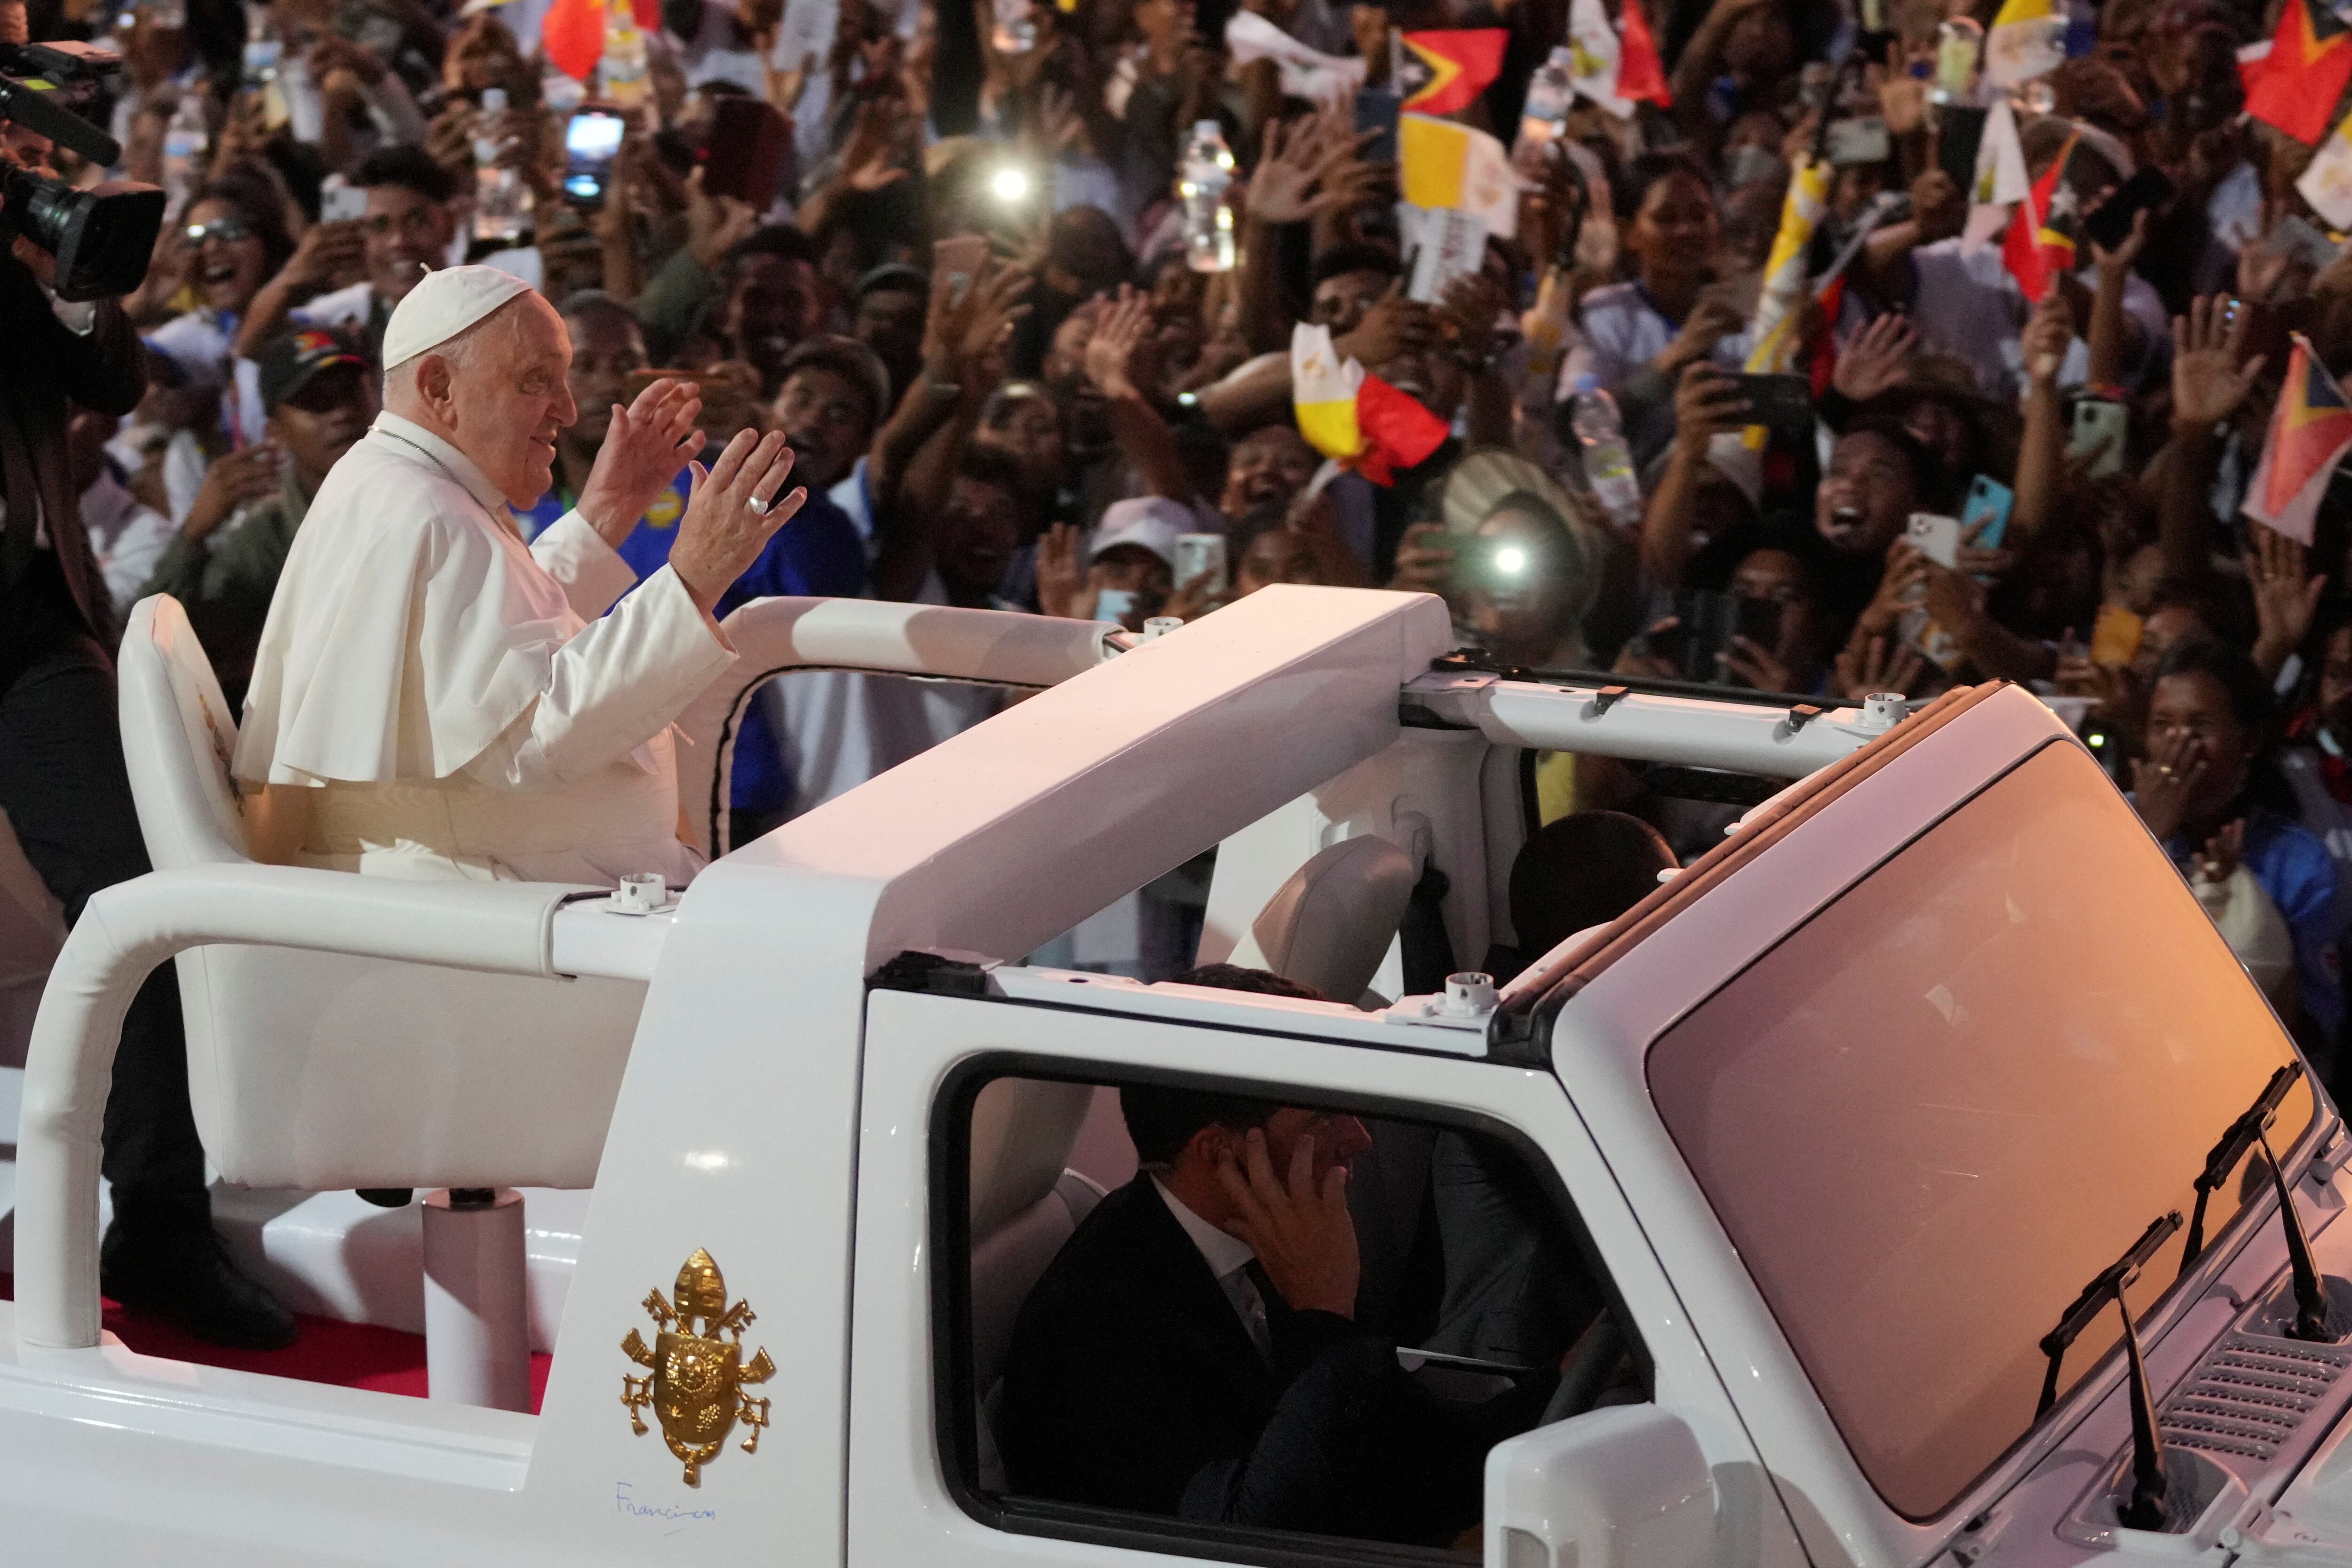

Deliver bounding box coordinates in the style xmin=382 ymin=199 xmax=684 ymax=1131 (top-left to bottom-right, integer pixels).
xmin=231 ymin=410 xmax=735 ymax=885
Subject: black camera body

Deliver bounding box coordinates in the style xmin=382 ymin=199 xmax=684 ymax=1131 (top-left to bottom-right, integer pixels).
xmin=0 ymin=38 xmax=167 ymax=301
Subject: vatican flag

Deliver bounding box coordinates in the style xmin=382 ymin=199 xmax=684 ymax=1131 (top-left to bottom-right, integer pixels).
xmin=1986 ymin=0 xmax=2065 ymax=86
xmin=1399 ymin=113 xmax=1520 ymax=239
xmin=1744 ymin=153 xmax=1831 ymax=375
xmin=1293 ymin=323 xmax=1365 ymax=467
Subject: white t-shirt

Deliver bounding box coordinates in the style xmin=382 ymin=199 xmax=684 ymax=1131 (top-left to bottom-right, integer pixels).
xmin=1907 ymin=238 xmax=2172 ymax=402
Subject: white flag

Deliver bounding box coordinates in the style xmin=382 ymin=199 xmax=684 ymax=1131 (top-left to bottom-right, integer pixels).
xmin=1972 ymin=97 xmax=2030 ymax=206
xmin=2302 ymin=111 xmax=2352 ymax=230
xmin=1566 ymin=0 xmax=1635 ymax=118
xmin=1224 ymin=11 xmax=1367 ymax=103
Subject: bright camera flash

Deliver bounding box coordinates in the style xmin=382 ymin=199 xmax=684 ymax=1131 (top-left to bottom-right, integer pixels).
xmin=1494 ymin=546 xmax=1528 ymax=576
xmin=991 ymin=165 xmax=1033 ymax=203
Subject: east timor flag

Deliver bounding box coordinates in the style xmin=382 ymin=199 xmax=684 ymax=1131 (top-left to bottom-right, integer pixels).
xmin=1398 ymin=29 xmax=1509 ymax=115
xmin=2246 ymin=334 xmax=2352 ymax=545
xmin=2248 ymin=0 xmax=2352 ymax=146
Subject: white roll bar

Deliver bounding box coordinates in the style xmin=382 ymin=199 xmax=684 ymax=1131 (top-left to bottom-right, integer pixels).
xmin=1403 ymin=670 xmax=1907 ymax=778
xmin=15 ymin=864 xmax=599 ymax=1350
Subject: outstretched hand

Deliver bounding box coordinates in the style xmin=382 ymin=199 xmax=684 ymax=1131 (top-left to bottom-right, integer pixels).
xmin=2170 ymin=295 xmax=2267 ymax=431
xmin=578 ymin=377 xmax=705 ymax=548
xmin=672 ymin=429 xmax=805 ymax=613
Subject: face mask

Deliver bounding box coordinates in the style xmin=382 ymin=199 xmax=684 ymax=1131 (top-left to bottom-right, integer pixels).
xmin=1724 ymin=143 xmax=1782 ymax=190
xmin=1095 ymin=588 xmax=1136 ymax=624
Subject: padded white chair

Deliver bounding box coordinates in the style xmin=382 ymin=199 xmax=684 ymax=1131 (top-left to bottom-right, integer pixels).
xmin=1230 ymin=835 xmax=1418 ymax=1006
xmin=0 ymin=810 xmax=66 ymax=1071
xmin=117 ymin=596 xmax=645 ymax=1409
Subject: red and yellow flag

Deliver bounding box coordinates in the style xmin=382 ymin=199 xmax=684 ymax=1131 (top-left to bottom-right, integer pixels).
xmin=1615 ymin=0 xmax=1671 ymax=107
xmin=2001 ymin=130 xmax=2077 ymax=303
xmin=1292 ymin=325 xmax=1450 ymax=487
xmin=2247 ymin=0 xmax=2352 ymax=146
xmin=1398 ymin=29 xmax=1509 ymax=115
xmin=2246 ymin=334 xmax=2352 ymax=545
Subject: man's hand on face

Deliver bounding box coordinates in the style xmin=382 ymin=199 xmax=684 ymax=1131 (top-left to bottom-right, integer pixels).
xmin=576 ymin=377 xmax=704 ymax=547
xmin=672 ymin=428 xmax=804 ymax=614
xmin=1215 ymin=1125 xmax=1360 ymax=1319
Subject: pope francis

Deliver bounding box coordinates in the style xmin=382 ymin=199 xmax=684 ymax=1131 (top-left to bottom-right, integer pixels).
xmin=232 ymin=266 xmax=806 ymax=885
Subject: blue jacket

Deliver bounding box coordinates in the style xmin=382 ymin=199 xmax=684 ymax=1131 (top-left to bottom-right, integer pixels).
xmin=2162 ymin=807 xmax=2344 ymax=1040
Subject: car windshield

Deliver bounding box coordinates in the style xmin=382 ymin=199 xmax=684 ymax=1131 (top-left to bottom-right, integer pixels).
xmin=1646 ymin=742 xmax=2315 ymax=1520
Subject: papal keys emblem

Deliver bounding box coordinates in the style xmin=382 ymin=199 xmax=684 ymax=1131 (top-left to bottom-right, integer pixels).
xmin=620 ymin=1249 xmax=776 ymax=1485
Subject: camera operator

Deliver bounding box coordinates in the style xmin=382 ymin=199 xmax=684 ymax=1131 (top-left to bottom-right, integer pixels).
xmin=0 ymin=32 xmax=297 ymax=1349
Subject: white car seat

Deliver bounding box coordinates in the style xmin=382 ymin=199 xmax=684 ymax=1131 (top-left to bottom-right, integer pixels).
xmin=117 ymin=596 xmax=643 ymax=1195
xmin=1229 ymin=836 xmax=1417 ymax=1006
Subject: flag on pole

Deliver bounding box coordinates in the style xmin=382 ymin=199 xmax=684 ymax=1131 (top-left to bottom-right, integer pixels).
xmin=1397 ymin=29 xmax=1509 ymax=114
xmin=1744 ymin=153 xmax=1832 ymax=374
xmin=2001 ymin=130 xmax=2079 ymax=302
xmin=2245 ymin=334 xmax=2352 ymax=545
xmin=1291 ymin=325 xmax=1451 ymax=486
xmin=2246 ymin=0 xmax=2352 ymax=146
xmin=1399 ymin=113 xmax=1521 ymax=238
xmin=1985 ymin=0 xmax=2065 ymax=86
xmin=1616 ymin=0 xmax=1671 ymax=106
xmin=1971 ymin=96 xmax=2031 ymax=206
xmin=2301 ymin=108 xmax=2352 ymax=228
xmin=1565 ymin=0 xmax=1632 ymax=117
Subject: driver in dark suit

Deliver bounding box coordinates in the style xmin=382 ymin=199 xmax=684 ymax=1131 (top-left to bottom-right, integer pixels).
xmin=996 ymin=1048 xmax=1560 ymax=1546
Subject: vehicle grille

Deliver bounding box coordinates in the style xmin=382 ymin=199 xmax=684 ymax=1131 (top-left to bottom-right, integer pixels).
xmin=2159 ymin=1333 xmax=2352 ymax=1461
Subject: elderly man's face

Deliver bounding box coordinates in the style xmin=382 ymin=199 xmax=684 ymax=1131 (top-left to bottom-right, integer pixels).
xmin=451 ymin=294 xmax=578 ymax=507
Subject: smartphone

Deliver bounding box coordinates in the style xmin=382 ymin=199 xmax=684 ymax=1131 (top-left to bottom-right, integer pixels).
xmin=1174 ymin=532 xmax=1228 ymax=598
xmin=1729 ymin=373 xmax=1812 ymax=443
xmin=563 ymin=106 xmax=627 ymax=209
xmin=1960 ymin=475 xmax=2013 ymax=552
xmin=1825 ymin=116 xmax=1891 ymax=166
xmin=2090 ymin=602 xmax=2144 ymax=667
xmin=933 ymin=234 xmax=990 ymax=307
xmin=1934 ymin=103 xmax=1987 ymax=191
xmin=2082 ymin=166 xmax=2176 ymax=253
xmin=318 ymin=174 xmax=368 ymax=224
xmin=1353 ymin=86 xmax=1401 ymax=166
xmin=1094 ymin=587 xmax=1137 ymax=626
xmin=702 ymin=96 xmax=791 ymax=208
xmin=1658 ymin=590 xmax=1784 ymax=685
xmin=1906 ymin=512 xmax=1962 ymax=568
xmin=2069 ymin=397 xmax=2127 ymax=477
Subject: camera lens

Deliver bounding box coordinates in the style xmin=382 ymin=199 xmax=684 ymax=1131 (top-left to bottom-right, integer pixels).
xmin=1 ymin=166 xmax=167 ymax=301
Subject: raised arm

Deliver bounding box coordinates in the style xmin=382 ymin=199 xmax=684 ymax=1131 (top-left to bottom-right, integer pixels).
xmin=2160 ymin=296 xmax=2266 ymax=583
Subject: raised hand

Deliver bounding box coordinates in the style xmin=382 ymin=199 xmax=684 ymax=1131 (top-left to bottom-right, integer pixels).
xmin=181 ymin=442 xmax=284 ymax=543
xmin=2023 ymin=286 xmax=2073 ymax=387
xmin=1083 ymin=284 xmax=1157 ymax=399
xmin=1673 ymin=361 xmax=1751 ymax=446
xmin=1213 ymin=1126 xmax=1359 ymax=1319
xmin=2247 ymin=522 xmax=2327 ymax=671
xmin=1834 ymin=631 xmax=1927 ymax=700
xmin=1334 ymin=279 xmax=1435 ymax=368
xmin=2169 ymin=295 xmax=2266 ymax=430
xmin=684 ymin=167 xmax=760 ymax=269
xmin=1034 ymin=521 xmax=1089 ymax=619
xmin=2131 ymin=722 xmax=2208 ymax=842
xmin=1385 ymin=520 xmax=1454 ymax=592
xmin=1832 ymin=312 xmax=1917 ymax=402
xmin=1244 ymin=112 xmax=1330 ymax=225
xmin=2089 ymin=205 xmax=2150 ymax=276
xmin=672 ymin=430 xmax=805 ymax=612
xmin=577 ymin=378 xmax=706 ymax=547
xmin=2195 ymin=818 xmax=2246 ymax=885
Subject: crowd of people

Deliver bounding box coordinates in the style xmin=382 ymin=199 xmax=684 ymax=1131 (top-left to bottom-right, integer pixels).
xmin=15 ymin=0 xmax=2352 ymax=1336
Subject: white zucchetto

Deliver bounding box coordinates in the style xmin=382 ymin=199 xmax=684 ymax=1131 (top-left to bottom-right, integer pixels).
xmin=379 ymin=263 xmax=538 ymax=372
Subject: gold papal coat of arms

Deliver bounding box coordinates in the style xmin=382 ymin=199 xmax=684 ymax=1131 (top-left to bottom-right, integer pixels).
xmin=620 ymin=1249 xmax=776 ymax=1485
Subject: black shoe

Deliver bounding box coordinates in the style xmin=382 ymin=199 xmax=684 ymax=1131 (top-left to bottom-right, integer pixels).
xmin=100 ymin=1219 xmax=300 ymax=1351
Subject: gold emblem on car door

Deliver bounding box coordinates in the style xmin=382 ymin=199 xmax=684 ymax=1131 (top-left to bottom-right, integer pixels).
xmin=620 ymin=1249 xmax=775 ymax=1485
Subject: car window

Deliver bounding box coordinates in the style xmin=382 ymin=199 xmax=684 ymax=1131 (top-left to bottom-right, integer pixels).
xmin=1648 ymin=742 xmax=2314 ymax=1520
xmin=942 ymin=1068 xmax=1640 ymax=1561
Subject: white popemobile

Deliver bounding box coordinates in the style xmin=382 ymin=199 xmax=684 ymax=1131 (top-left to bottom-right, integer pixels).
xmin=3 ymin=583 xmax=2351 ymax=1566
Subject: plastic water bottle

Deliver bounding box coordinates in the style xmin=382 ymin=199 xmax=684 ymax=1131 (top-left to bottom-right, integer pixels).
xmin=472 ymin=87 xmax=532 ymax=245
xmin=991 ymin=0 xmax=1037 ymax=54
xmin=1570 ymin=375 xmax=1643 ymax=528
xmin=599 ymin=0 xmax=650 ymax=108
xmin=240 ymin=3 xmax=280 ymax=91
xmin=162 ymin=94 xmax=207 ymax=217
xmin=1518 ymin=47 xmax=1574 ymax=150
xmin=1179 ymin=120 xmax=1234 ymax=273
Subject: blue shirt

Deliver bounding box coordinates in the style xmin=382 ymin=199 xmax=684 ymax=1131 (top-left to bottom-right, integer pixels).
xmin=518 ymin=474 xmax=869 ymax=813
xmin=2163 ymin=807 xmax=2344 ymax=1040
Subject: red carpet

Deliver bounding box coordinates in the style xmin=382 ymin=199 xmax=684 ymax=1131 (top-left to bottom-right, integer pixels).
xmin=0 ymin=1273 xmax=551 ymax=1410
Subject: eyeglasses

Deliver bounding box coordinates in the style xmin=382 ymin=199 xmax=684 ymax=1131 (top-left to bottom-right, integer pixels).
xmin=184 ymin=216 xmax=253 ymax=246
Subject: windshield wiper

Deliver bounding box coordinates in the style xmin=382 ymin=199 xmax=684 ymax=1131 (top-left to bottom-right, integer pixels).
xmin=2178 ymin=1063 xmax=2329 ymax=1341
xmin=2036 ymin=1211 xmax=2181 ymax=1531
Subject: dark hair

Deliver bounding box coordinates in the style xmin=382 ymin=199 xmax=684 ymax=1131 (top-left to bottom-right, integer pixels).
xmin=777 ymin=334 xmax=893 ymax=430
xmin=1311 ymin=242 xmax=1401 ymax=288
xmin=2147 ymin=573 xmax=2254 ymax=649
xmin=1120 ymin=965 xmax=1328 ymax=1164
xmin=556 ymin=288 xmax=643 ymax=336
xmin=2151 ymin=636 xmax=2275 ymax=737
xmin=730 ymin=223 xmax=818 ymax=268
xmin=1508 ymin=811 xmax=1677 ymax=961
xmin=1614 ymin=150 xmax=1713 ymax=224
xmin=955 ymin=442 xmax=1030 ymax=498
xmin=353 ymin=143 xmax=458 ymax=206
xmin=1835 ymin=415 xmax=1945 ymax=508
xmin=185 ymin=177 xmax=294 ymax=279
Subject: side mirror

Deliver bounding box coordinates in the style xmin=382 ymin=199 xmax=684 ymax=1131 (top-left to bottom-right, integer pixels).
xmin=1486 ymin=1405 xmax=1718 ymax=1568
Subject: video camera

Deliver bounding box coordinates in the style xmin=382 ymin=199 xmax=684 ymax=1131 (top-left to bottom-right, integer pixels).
xmin=0 ymin=38 xmax=166 ymax=301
